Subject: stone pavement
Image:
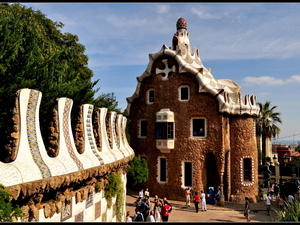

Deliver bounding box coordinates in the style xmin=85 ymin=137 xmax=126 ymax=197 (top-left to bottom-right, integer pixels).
xmin=126 ymin=189 xmax=280 ymax=223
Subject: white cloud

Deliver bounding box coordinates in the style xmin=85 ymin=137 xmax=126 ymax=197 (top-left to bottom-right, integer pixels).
xmin=156 ymin=4 xmax=170 ymax=13
xmin=243 ymin=75 xmax=300 ymax=86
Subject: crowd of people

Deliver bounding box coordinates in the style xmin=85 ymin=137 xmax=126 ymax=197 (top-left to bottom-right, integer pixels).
xmin=128 ymin=188 xmax=173 ymax=222
xmin=127 ymin=187 xmax=210 ymax=222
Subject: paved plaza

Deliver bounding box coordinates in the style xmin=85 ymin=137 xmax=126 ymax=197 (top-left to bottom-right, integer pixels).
xmin=126 ymin=189 xmax=279 ymax=223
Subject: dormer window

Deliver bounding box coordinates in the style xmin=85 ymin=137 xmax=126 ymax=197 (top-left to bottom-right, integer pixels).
xmin=179 ymin=85 xmax=189 ymax=101
xmin=147 ymin=89 xmax=155 ymax=104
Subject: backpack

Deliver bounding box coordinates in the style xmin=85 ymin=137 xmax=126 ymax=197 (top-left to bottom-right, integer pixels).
xmin=135 ymin=213 xmax=143 ymax=221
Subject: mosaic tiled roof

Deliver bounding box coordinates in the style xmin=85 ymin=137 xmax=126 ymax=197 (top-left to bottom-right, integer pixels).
xmin=125 ymin=18 xmax=260 ymax=117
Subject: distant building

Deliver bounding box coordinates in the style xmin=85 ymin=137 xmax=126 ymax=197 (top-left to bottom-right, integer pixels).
xmin=125 ymin=18 xmax=260 ymax=203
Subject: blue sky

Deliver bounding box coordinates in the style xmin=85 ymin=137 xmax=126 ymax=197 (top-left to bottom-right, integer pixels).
xmin=21 ymin=3 xmax=300 ymax=144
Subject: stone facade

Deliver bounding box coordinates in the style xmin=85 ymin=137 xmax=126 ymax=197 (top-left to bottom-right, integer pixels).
xmin=125 ymin=18 xmax=260 ymax=204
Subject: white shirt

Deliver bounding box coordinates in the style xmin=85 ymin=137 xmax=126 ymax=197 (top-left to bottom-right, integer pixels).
xmin=201 ymin=193 xmax=206 ymax=203
xmin=126 ymin=216 xmax=132 ymax=222
xmin=266 ymin=196 xmax=272 ymax=205
xmin=146 ymin=215 xmax=155 ymax=222
xmin=288 ymin=195 xmax=294 ymax=202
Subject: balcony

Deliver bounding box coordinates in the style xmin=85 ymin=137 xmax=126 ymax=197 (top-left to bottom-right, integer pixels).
xmin=156 ymin=140 xmax=174 ymax=153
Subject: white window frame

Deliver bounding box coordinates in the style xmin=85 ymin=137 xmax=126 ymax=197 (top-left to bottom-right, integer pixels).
xmin=139 ymin=119 xmax=147 ymax=138
xmin=191 ymin=118 xmax=207 ymax=138
xmin=147 ymin=89 xmax=155 ymax=104
xmin=157 ymin=156 xmax=167 ymax=184
xmin=179 ymin=85 xmax=190 ymax=101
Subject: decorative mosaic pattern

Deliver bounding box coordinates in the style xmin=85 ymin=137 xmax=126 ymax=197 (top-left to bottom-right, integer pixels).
xmin=111 ymin=113 xmax=125 ymax=158
xmin=86 ymin=105 xmax=104 ymax=165
xmin=105 ymin=112 xmax=118 ymax=161
xmin=240 ymin=156 xmax=254 ymax=186
xmin=27 ymin=90 xmax=52 ymax=178
xmin=75 ymin=211 xmax=83 ymax=222
xmin=95 ymin=201 xmax=101 ymax=220
xmin=61 ymin=200 xmax=72 ymax=222
xmin=86 ymin=192 xmax=93 ymax=208
xmin=63 ymin=98 xmax=84 ymax=171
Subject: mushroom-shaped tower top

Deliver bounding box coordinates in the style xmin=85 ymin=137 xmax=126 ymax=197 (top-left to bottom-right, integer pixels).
xmin=176 ymin=17 xmax=187 ymax=30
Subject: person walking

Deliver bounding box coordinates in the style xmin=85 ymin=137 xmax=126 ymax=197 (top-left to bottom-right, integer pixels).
xmin=185 ymin=187 xmax=191 ymax=207
xmin=193 ymin=191 xmax=201 ymax=213
xmin=244 ymin=197 xmax=251 ymax=222
xmin=265 ymin=192 xmax=272 ymax=216
xmin=161 ymin=200 xmax=171 ymax=222
xmin=200 ymin=190 xmax=207 ymax=211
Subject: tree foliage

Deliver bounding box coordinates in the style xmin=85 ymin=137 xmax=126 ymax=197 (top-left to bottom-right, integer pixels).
xmin=0 ymin=3 xmax=122 ymax=160
xmin=0 ymin=184 xmax=22 ymax=222
xmin=256 ymin=101 xmax=282 ymax=157
xmin=127 ymin=156 xmax=149 ymax=187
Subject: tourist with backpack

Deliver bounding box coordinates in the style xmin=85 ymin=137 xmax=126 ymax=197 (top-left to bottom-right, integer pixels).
xmin=133 ymin=208 xmax=144 ymax=222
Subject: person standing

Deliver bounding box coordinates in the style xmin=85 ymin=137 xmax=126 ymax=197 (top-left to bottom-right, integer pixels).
xmin=161 ymin=200 xmax=171 ymax=222
xmin=278 ymin=196 xmax=284 ymax=211
xmin=146 ymin=210 xmax=156 ymax=222
xmin=273 ymin=183 xmax=280 ymax=200
xmin=125 ymin=211 xmax=133 ymax=222
xmin=185 ymin=187 xmax=191 ymax=207
xmin=139 ymin=189 xmax=144 ymax=199
xmin=288 ymin=193 xmax=294 ymax=203
xmin=193 ymin=191 xmax=201 ymax=213
xmin=244 ymin=197 xmax=251 ymax=222
xmin=144 ymin=188 xmax=150 ymax=199
xmin=214 ymin=186 xmax=221 ymax=205
xmin=265 ymin=192 xmax=272 ymax=216
xmin=200 ymin=190 xmax=207 ymax=211
xmin=153 ymin=201 xmax=162 ymax=222
xmin=133 ymin=208 xmax=144 ymax=222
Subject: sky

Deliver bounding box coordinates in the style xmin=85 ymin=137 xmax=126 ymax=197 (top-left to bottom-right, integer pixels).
xmin=20 ymin=2 xmax=300 ymax=144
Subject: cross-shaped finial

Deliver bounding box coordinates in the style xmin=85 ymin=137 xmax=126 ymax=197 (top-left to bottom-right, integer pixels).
xmin=155 ymin=59 xmax=175 ymax=80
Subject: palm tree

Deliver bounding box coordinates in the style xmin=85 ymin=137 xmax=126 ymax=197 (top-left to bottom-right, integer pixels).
xmin=256 ymin=101 xmax=282 ymax=161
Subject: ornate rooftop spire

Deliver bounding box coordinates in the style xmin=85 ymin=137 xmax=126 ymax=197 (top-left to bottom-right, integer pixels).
xmin=176 ymin=17 xmax=187 ymax=30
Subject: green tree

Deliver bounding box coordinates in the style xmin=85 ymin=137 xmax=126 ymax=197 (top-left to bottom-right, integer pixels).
xmin=256 ymin=101 xmax=282 ymax=162
xmin=127 ymin=156 xmax=149 ymax=187
xmin=0 ymin=184 xmax=22 ymax=222
xmin=93 ymin=92 xmax=122 ymax=114
xmin=0 ymin=3 xmax=121 ymax=161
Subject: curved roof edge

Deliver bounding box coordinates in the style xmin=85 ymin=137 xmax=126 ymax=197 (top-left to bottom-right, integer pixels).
xmin=124 ymin=18 xmax=260 ymax=117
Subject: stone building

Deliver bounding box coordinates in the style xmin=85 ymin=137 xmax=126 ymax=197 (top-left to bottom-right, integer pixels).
xmin=125 ymin=18 xmax=260 ymax=203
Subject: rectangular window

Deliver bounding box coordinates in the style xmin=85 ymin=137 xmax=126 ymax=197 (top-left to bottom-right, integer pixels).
xmin=149 ymin=90 xmax=155 ymax=103
xmin=181 ymin=87 xmax=189 ymax=100
xmin=140 ymin=120 xmax=147 ymax=137
xmin=159 ymin=158 xmax=167 ymax=182
xmin=156 ymin=122 xmax=174 ymax=139
xmin=184 ymin=162 xmax=192 ymax=186
xmin=243 ymin=158 xmax=252 ymax=182
xmin=192 ymin=118 xmax=206 ymax=137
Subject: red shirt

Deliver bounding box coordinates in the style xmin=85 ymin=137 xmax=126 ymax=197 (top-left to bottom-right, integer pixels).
xmin=161 ymin=203 xmax=171 ymax=216
xmin=194 ymin=194 xmax=200 ymax=202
